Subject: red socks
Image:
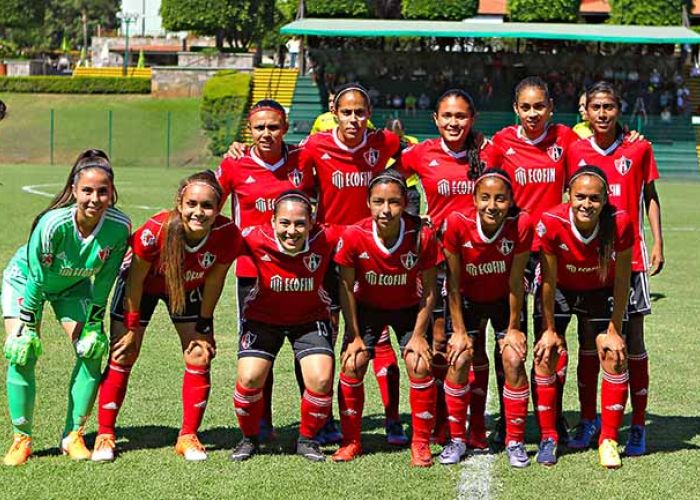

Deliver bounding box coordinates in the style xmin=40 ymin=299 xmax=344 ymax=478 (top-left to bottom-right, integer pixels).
xmin=373 ymin=332 xmax=400 ymax=423
xmin=409 ymin=376 xmax=437 ymax=444
xmin=628 ymin=352 xmax=649 ymax=426
xmin=577 ymin=349 xmax=600 ymax=421
xmin=181 ymin=364 xmax=211 ymax=436
xmin=300 ymin=389 xmax=333 ymax=439
xmin=600 ymin=370 xmax=629 ymax=443
xmin=234 ymin=383 xmax=264 ymax=437
xmin=338 ymin=374 xmax=365 ymax=444
xmin=469 ymin=363 xmax=489 ymax=439
xmin=97 ymin=361 xmax=133 ymax=436
xmin=503 ymin=383 xmax=529 ymax=444
xmin=444 ymin=380 xmax=470 ymax=441
xmin=533 ymin=373 xmax=558 ymax=441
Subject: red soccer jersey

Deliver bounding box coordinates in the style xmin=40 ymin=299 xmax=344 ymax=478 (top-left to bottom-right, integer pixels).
xmin=396 ymin=138 xmax=491 ymax=229
xmin=131 ymin=211 xmax=244 ymax=295
xmin=535 ymin=203 xmax=634 ymax=291
xmin=241 ymin=223 xmax=342 ymax=325
xmin=442 ymin=210 xmax=533 ymax=303
xmin=566 ymin=135 xmax=659 ymax=272
xmin=300 ymin=128 xmax=401 ymax=225
xmin=216 ymin=145 xmax=316 ymax=278
xmin=334 ymin=215 xmax=438 ymax=310
xmin=486 ymin=124 xmax=579 ymax=229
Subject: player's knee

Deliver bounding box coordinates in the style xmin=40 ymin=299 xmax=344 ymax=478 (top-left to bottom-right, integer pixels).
xmin=184 ymin=340 xmax=216 ymax=366
xmin=237 ymin=371 xmax=265 ymax=389
xmin=110 ymin=340 xmax=140 ymax=365
xmin=307 ymin=371 xmax=333 ymax=394
xmin=502 ymin=348 xmax=524 ymax=373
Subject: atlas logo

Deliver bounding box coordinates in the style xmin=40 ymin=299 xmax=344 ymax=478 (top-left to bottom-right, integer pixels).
xmin=140 ymin=228 xmax=156 ymax=247
xmin=288 ymin=168 xmax=303 ymax=187
xmin=363 ymin=147 xmax=379 ymax=167
xmin=303 ymin=253 xmax=322 ymax=272
xmin=98 ymin=247 xmax=112 ymax=262
xmin=255 ymin=197 xmax=275 ymax=213
xmin=547 ymin=144 xmax=563 ymax=162
xmin=498 ymin=238 xmax=514 ymax=256
xmin=240 ymin=331 xmax=257 ymax=350
xmin=198 ymin=251 xmax=216 ymax=269
xmin=400 ymin=251 xmax=418 ymax=270
xmin=40 ymin=253 xmax=53 ymax=267
xmin=614 ymin=156 xmax=632 ymax=176
xmin=331 ymin=170 xmax=373 ymax=189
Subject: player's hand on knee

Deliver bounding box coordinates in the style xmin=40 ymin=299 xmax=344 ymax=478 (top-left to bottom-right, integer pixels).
xmin=501 ymin=328 xmax=527 ymax=361
xmin=185 ymin=339 xmax=216 ymax=364
xmin=4 ymin=323 xmax=42 ymax=365
xmin=341 ymin=337 xmax=367 ymax=375
xmin=404 ymin=334 xmax=433 ymax=373
xmin=534 ymin=328 xmax=558 ymax=367
xmin=75 ymin=321 xmax=108 ymax=359
xmin=447 ymin=332 xmax=472 ymax=367
xmin=597 ymin=327 xmax=626 ymax=371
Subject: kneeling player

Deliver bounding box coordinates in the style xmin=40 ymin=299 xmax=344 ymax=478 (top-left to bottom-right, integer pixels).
xmin=333 ymin=171 xmax=438 ymax=466
xmin=93 ymin=171 xmax=243 ymax=462
xmin=230 ymin=191 xmax=340 ymax=462
xmin=535 ymin=166 xmax=633 ymax=468
xmin=442 ymin=169 xmax=532 ymax=466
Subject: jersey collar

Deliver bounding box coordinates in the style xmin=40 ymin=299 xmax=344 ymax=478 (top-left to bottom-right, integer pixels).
xmin=72 ymin=206 xmax=106 ymax=243
xmin=333 ymin=127 xmax=368 ymax=153
xmin=476 ymin=212 xmax=505 ymax=244
xmin=250 ymin=145 xmax=287 ymax=172
xmin=516 ymin=124 xmax=550 ymax=146
xmin=185 ymin=232 xmax=210 ymax=253
xmin=569 ymin=207 xmax=599 ymax=245
xmin=439 ymin=138 xmax=468 ymax=159
xmin=273 ymin=228 xmax=310 ymax=256
xmin=588 ymin=134 xmax=623 ymax=156
xmin=372 ymin=218 xmax=405 ymax=255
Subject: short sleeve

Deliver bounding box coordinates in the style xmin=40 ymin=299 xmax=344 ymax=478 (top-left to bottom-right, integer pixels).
xmin=643 ymin=142 xmax=660 ymax=184
xmin=218 ymin=221 xmax=245 ymax=265
xmin=534 ymin=217 xmax=556 ymax=254
xmin=393 ymin=142 xmax=419 ymax=177
xmin=131 ymin=218 xmax=162 ymax=263
xmin=419 ymin=225 xmax=438 ymax=270
xmin=216 ymin=158 xmax=235 ymax=208
xmin=515 ymin=212 xmax=534 ymax=254
xmin=441 ymin=213 xmax=463 ymax=255
xmin=614 ymin=212 xmax=635 ymax=252
xmin=333 ymin=226 xmax=357 ymax=268
xmin=480 ymin=138 xmax=503 ymax=170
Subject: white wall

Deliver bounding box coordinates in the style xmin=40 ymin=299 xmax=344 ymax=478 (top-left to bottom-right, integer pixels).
xmin=120 ymin=0 xmax=163 ymax=37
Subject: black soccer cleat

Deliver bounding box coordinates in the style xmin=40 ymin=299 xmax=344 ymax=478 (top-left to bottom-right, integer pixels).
xmin=296 ymin=437 xmax=325 ymax=462
xmin=229 ymin=436 xmax=259 ymax=462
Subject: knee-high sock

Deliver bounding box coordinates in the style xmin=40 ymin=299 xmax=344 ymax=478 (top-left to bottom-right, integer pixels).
xmin=64 ymin=356 xmax=102 ymax=436
xmin=300 ymin=389 xmax=333 ymax=439
xmin=262 ymin=367 xmax=275 ymax=425
xmin=533 ymin=373 xmax=558 ymax=441
xmin=555 ymin=350 xmax=568 ymax=418
xmin=599 ymin=370 xmax=629 ymax=443
xmin=234 ymin=383 xmax=263 ymax=438
xmin=628 ymin=352 xmax=649 ymax=427
xmin=338 ymin=374 xmax=364 ymax=444
xmin=469 ymin=363 xmax=489 ymax=438
xmin=444 ymin=380 xmax=470 ymax=442
xmin=409 ymin=376 xmax=437 ymax=444
xmin=6 ymin=356 xmax=37 ymax=436
xmin=503 ymin=383 xmax=529 ymax=444
xmin=373 ymin=332 xmax=400 ymax=423
xmin=181 ymin=363 xmax=211 ymax=436
xmin=97 ymin=361 xmax=133 ymax=436
xmin=577 ymin=349 xmax=600 ymax=421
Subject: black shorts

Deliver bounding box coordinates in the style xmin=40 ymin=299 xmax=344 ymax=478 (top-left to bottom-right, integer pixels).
xmin=628 ymin=271 xmax=651 ymax=316
xmin=406 ymin=186 xmax=421 ymax=216
xmin=533 ymin=287 xmax=622 ymax=335
xmin=342 ymin=303 xmax=423 ymax=358
xmin=110 ymin=276 xmax=202 ymax=326
xmin=445 ymin=297 xmax=510 ymax=341
xmin=238 ymin=319 xmax=334 ymax=361
xmin=434 ymin=262 xmax=448 ymax=318
xmin=323 ymin=264 xmax=341 ymax=312
xmin=236 ymin=277 xmax=257 ymax=326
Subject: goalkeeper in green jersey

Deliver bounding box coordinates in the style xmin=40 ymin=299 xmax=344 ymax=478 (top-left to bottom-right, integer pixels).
xmin=1 ymin=149 xmax=131 ymax=466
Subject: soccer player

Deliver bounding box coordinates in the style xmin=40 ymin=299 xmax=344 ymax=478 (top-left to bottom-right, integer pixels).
xmin=566 ymin=82 xmax=664 ymax=456
xmin=310 ymin=89 xmax=375 ymax=135
xmin=217 ymin=99 xmax=315 ymax=441
xmin=2 ymin=150 xmax=130 ymax=466
xmin=230 ymin=191 xmax=340 ymax=462
xmin=92 ymin=171 xmax=243 ymax=462
xmin=394 ymin=89 xmax=493 ymax=448
xmin=442 ymin=169 xmax=532 ymax=466
xmin=535 ymin=166 xmax=634 ymax=468
xmin=333 ymin=171 xmax=438 ymax=466
xmin=573 ymin=90 xmax=594 ymax=139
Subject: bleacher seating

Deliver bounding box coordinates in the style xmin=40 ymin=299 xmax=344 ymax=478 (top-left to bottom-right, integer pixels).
xmin=72 ymin=67 xmax=152 ymax=78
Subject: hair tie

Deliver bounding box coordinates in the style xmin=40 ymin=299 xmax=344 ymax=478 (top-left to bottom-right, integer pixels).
xmin=248 ymin=105 xmax=287 ymax=121
xmin=476 ymin=171 xmax=512 ymax=188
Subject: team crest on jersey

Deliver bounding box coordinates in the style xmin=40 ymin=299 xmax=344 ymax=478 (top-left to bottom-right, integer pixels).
xmin=140 ymin=228 xmax=156 ymax=247
xmin=335 ymin=238 xmax=344 ymax=252
xmin=98 ymin=247 xmax=112 ymax=262
xmin=536 ymin=221 xmax=546 ymax=237
xmin=40 ymin=253 xmax=53 ymax=267
xmin=303 ymin=253 xmax=322 ymax=272
xmin=363 ymin=147 xmax=379 ymax=167
xmin=198 ymin=251 xmax=216 ymax=269
xmin=400 ymin=251 xmax=418 ymax=270
xmin=498 ymin=238 xmax=514 ymax=256
xmin=240 ymin=331 xmax=257 ymax=350
xmin=288 ymin=168 xmax=304 ymax=187
xmin=614 ymin=156 xmax=633 ymax=175
xmin=547 ymin=144 xmax=563 ymax=162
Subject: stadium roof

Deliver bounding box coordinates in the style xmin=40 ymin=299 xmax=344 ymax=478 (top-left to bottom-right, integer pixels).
xmin=280 ymin=18 xmax=700 ymax=44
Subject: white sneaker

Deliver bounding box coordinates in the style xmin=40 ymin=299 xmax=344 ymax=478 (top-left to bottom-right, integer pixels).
xmin=91 ymin=434 xmax=116 ymax=462
xmin=175 ymin=434 xmax=208 ymax=461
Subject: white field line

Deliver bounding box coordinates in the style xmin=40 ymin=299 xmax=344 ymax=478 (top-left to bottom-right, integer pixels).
xmin=457 ymin=392 xmax=498 ymax=500
xmin=22 ymin=183 xmax=161 ymax=211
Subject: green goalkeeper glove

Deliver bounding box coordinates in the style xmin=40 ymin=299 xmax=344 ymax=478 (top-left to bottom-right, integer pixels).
xmin=75 ymin=321 xmax=108 ymax=359
xmin=4 ymin=323 xmax=42 ymax=365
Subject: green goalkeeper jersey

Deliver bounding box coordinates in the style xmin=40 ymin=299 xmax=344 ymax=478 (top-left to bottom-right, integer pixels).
xmin=8 ymin=205 xmax=131 ymax=316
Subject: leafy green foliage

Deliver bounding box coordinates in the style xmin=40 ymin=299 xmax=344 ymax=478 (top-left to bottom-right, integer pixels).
xmin=0 ymin=0 xmax=45 ymax=30
xmin=305 ymin=0 xmax=370 ymax=17
xmin=200 ymin=70 xmax=251 ymax=155
xmin=402 ymin=0 xmax=477 ymax=20
xmin=507 ymin=0 xmax=581 ymax=22
xmin=608 ymin=0 xmax=684 ymax=26
xmin=0 ymin=76 xmax=150 ymax=94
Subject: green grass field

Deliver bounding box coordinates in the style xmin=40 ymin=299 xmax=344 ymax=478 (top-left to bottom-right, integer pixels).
xmin=0 ymin=165 xmax=698 ymax=499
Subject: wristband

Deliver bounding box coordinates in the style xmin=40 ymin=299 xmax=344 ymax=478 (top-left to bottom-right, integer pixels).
xmin=124 ymin=311 xmax=141 ymax=331
xmin=195 ymin=317 xmax=214 ymax=335
xmin=19 ymin=309 xmax=37 ymax=328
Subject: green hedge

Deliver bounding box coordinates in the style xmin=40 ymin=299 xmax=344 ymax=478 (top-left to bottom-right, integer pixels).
xmin=0 ymin=76 xmax=151 ymax=94
xmin=200 ymin=70 xmax=251 ymax=156
xmin=507 ymin=0 xmax=580 ymax=22
xmin=608 ymin=0 xmax=683 ymax=26
xmin=305 ymin=0 xmax=370 ymax=18
xmin=402 ymin=0 xmax=477 ymax=20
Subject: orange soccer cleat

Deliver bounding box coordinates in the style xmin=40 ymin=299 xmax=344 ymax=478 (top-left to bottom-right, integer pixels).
xmin=175 ymin=434 xmax=207 ymax=461
xmin=331 ymin=441 xmax=363 ymax=463
xmin=410 ymin=441 xmax=433 ymax=467
xmin=61 ymin=428 xmax=91 ymax=461
xmin=4 ymin=434 xmax=32 ymax=466
xmin=91 ymin=434 xmax=117 ymax=462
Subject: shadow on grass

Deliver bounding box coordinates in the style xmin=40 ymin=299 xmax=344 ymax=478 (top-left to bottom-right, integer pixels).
xmin=650 ymin=292 xmax=666 ymax=302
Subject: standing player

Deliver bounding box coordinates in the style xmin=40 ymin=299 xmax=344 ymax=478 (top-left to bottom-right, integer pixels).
xmin=333 ymin=171 xmax=438 ymax=466
xmin=566 ymin=82 xmax=664 ymax=455
xmin=2 ymin=150 xmax=130 ymax=466
xmin=536 ymin=166 xmax=634 ymax=468
xmin=442 ymin=169 xmax=533 ymax=466
xmin=230 ymin=191 xmax=340 ymax=462
xmin=93 ymin=171 xmax=243 ymax=462
xmin=217 ymin=99 xmax=315 ymax=441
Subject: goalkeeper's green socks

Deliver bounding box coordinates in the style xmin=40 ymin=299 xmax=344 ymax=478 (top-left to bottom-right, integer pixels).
xmin=6 ymin=356 xmax=37 ymax=436
xmin=63 ymin=356 xmax=102 ymax=435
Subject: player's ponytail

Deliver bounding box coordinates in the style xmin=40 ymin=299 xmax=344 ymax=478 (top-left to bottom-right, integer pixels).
xmin=435 ymin=89 xmax=484 ymax=181
xmin=29 ymin=148 xmax=116 ymax=237
xmin=161 ymin=170 xmax=223 ymax=315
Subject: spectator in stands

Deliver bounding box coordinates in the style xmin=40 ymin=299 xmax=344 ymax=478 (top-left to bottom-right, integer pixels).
xmin=286 ymin=37 xmax=300 ymax=69
xmin=418 ymin=93 xmax=430 ymax=110
xmin=405 ymin=93 xmax=417 ymax=117
xmin=628 ymin=69 xmax=639 ymax=83
xmin=392 ymin=94 xmax=403 ymax=109
xmin=631 ymin=95 xmax=648 ymax=126
xmin=479 ymin=77 xmax=493 ymax=106
xmin=368 ymin=86 xmax=381 ymax=107
xmin=677 ymin=84 xmax=691 ymax=116
xmin=650 ymin=68 xmax=662 ymax=88
xmin=573 ymin=91 xmax=593 ymax=139
xmin=660 ymin=107 xmax=672 ymax=123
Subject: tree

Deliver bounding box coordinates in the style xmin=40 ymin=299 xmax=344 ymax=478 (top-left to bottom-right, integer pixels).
xmin=608 ymin=0 xmax=685 ymax=26
xmin=507 ymin=0 xmax=580 ymax=22
xmin=402 ymin=0 xmax=478 ymax=21
xmin=304 ymin=0 xmax=370 ymax=18
xmin=43 ymin=0 xmax=119 ymax=50
xmin=0 ymin=0 xmax=45 ymax=32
